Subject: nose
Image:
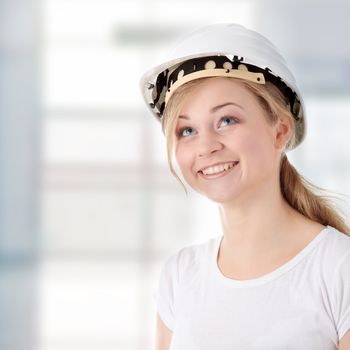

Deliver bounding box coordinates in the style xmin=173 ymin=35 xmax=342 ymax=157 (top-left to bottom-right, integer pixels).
xmin=197 ymin=132 xmax=223 ymax=158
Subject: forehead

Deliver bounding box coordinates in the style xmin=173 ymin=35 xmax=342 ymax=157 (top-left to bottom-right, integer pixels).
xmin=178 ymin=77 xmax=260 ymax=117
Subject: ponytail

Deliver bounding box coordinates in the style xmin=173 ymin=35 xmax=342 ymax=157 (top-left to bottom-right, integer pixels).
xmin=280 ymin=154 xmax=350 ymax=236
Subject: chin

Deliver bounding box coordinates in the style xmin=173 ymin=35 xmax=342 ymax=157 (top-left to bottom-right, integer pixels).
xmin=196 ymin=187 xmax=240 ymax=204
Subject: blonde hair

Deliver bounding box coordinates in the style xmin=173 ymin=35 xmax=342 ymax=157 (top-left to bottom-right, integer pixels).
xmin=161 ymin=76 xmax=350 ymax=236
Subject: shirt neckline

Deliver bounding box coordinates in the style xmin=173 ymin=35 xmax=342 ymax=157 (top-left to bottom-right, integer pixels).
xmin=212 ymin=225 xmax=331 ymax=287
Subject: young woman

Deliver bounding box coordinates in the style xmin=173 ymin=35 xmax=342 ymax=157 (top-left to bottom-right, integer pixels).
xmin=140 ymin=23 xmax=350 ymax=350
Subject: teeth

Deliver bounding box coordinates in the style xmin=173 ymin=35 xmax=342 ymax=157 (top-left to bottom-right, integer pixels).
xmin=202 ymin=162 xmax=237 ymax=175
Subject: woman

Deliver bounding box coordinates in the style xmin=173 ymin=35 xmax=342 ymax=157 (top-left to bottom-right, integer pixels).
xmin=139 ymin=23 xmax=350 ymax=350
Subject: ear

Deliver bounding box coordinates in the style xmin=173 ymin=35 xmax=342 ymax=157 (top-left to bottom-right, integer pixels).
xmin=273 ymin=116 xmax=293 ymax=150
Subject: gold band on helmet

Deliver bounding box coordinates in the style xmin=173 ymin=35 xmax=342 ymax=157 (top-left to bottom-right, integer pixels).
xmin=164 ymin=68 xmax=266 ymax=104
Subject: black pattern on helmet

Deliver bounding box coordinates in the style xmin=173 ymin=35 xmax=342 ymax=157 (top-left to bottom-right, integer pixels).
xmin=149 ymin=55 xmax=302 ymax=122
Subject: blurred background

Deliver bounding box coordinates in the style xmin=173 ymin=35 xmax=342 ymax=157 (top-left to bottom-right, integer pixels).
xmin=0 ymin=0 xmax=350 ymax=349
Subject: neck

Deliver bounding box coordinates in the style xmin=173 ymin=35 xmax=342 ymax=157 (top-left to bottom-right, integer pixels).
xmin=217 ymin=179 xmax=302 ymax=258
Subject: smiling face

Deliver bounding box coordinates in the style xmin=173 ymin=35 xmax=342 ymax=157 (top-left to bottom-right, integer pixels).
xmin=173 ymin=77 xmax=290 ymax=204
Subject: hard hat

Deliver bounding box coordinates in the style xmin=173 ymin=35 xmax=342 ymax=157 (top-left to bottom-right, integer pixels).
xmin=139 ymin=23 xmax=306 ymax=149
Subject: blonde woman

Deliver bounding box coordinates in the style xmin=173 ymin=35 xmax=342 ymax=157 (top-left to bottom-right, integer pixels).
xmin=140 ymin=23 xmax=350 ymax=350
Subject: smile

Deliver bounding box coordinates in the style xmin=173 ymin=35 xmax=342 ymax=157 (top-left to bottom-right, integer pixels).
xmin=199 ymin=161 xmax=239 ymax=176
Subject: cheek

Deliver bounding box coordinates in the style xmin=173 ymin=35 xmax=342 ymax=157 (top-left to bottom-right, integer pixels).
xmin=238 ymin=127 xmax=274 ymax=167
xmin=175 ymin=144 xmax=193 ymax=173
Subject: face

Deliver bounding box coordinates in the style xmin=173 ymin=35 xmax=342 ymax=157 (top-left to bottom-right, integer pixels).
xmin=173 ymin=77 xmax=289 ymax=204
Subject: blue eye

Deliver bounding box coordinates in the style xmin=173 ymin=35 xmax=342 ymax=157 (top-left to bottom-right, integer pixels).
xmin=178 ymin=127 xmax=195 ymax=138
xmin=219 ymin=116 xmax=237 ymax=128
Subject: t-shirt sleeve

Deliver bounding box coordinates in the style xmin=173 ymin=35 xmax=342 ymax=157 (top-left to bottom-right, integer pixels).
xmin=332 ymin=251 xmax=350 ymax=341
xmin=153 ymin=253 xmax=180 ymax=331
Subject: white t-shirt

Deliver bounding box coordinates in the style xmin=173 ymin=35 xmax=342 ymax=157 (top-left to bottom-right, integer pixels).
xmin=153 ymin=225 xmax=350 ymax=349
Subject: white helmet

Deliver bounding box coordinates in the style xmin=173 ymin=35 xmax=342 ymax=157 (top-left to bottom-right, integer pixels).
xmin=139 ymin=23 xmax=306 ymax=149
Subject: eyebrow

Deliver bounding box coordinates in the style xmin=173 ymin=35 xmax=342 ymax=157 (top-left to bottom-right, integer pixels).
xmin=178 ymin=102 xmax=244 ymax=120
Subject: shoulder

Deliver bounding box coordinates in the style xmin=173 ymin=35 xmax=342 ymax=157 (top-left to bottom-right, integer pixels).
xmin=163 ymin=235 xmax=219 ymax=280
xmin=322 ymin=226 xmax=350 ymax=261
xmin=329 ymin=225 xmax=350 ymax=270
xmin=304 ymin=225 xmax=350 ymax=282
xmin=319 ymin=226 xmax=350 ymax=287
